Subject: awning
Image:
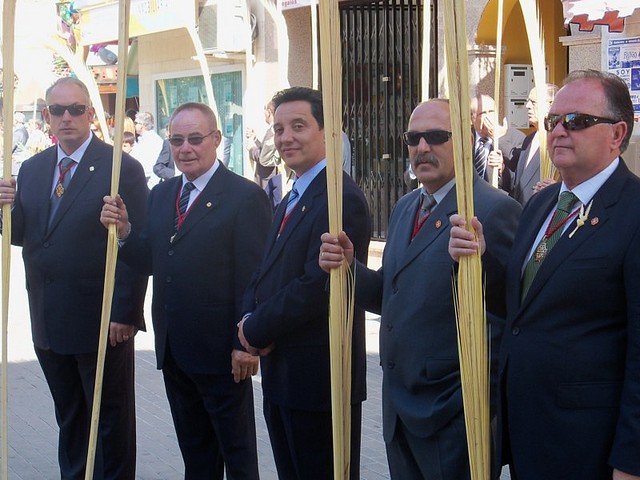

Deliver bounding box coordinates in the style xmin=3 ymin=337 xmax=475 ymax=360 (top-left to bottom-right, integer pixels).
xmin=563 ymin=0 xmax=639 ymax=32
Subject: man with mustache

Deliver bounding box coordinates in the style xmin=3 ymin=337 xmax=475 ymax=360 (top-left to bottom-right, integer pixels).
xmin=319 ymin=99 xmax=521 ymax=479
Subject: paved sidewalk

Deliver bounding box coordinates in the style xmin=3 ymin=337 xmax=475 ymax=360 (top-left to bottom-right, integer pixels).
xmin=1 ymin=245 xmax=510 ymax=479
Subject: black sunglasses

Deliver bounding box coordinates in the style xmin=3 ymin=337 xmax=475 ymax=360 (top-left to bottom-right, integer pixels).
xmin=168 ymin=130 xmax=216 ymax=147
xmin=402 ymin=130 xmax=452 ymax=146
xmin=544 ymin=112 xmax=619 ymax=132
xmin=47 ymin=104 xmax=88 ymax=116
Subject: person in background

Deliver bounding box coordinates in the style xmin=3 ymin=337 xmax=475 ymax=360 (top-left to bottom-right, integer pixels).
xmin=238 ymin=87 xmax=371 ymax=479
xmin=509 ymin=84 xmax=559 ymax=206
xmin=449 ymin=70 xmax=640 ymax=480
xmin=101 ymin=102 xmax=271 ymax=479
xmin=0 ymin=76 xmax=148 ymax=479
xmin=122 ymin=131 xmax=136 ymax=154
xmin=471 ymin=94 xmax=525 ymax=191
xmin=131 ymin=111 xmax=164 ymax=188
xmin=320 ymin=98 xmax=520 ymax=480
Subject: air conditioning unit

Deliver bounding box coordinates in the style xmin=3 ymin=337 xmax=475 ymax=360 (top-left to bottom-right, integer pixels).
xmin=198 ymin=0 xmax=249 ymax=53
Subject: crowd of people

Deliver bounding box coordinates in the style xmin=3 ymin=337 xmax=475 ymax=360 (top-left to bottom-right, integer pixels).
xmin=0 ymin=68 xmax=638 ymax=480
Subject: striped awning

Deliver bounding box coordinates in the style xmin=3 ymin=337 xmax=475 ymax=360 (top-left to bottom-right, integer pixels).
xmin=563 ymin=0 xmax=638 ymax=32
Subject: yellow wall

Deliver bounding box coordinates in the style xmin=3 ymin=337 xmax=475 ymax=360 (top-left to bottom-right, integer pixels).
xmin=476 ymin=0 xmax=568 ymax=86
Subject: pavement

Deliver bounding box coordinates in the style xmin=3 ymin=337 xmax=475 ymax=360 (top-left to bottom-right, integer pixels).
xmin=1 ymin=243 xmax=511 ymax=479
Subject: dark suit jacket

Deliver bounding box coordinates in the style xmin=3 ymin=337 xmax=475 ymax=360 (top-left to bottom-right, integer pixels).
xmin=242 ymin=169 xmax=371 ymax=411
xmin=120 ymin=163 xmax=272 ymax=374
xmin=353 ymin=176 xmax=521 ymax=443
xmin=510 ymin=132 xmax=539 ymax=206
xmin=475 ymin=127 xmax=526 ymax=192
xmin=500 ymin=160 xmax=640 ymax=479
xmin=10 ymin=136 xmax=148 ymax=354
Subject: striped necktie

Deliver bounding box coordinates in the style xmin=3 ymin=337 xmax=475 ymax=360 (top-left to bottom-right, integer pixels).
xmin=474 ymin=137 xmax=491 ymax=179
xmin=521 ymin=191 xmax=578 ymax=300
xmin=49 ymin=156 xmax=76 ymax=225
xmin=175 ymin=182 xmax=195 ymax=231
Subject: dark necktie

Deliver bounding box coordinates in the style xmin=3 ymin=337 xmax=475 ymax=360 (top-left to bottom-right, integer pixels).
xmin=175 ymin=182 xmax=195 ymax=231
xmin=521 ymin=191 xmax=578 ymax=299
xmin=49 ymin=156 xmax=76 ymax=225
xmin=474 ymin=137 xmax=491 ymax=179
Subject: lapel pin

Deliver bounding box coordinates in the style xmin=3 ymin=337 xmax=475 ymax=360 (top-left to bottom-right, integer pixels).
xmin=302 ymin=206 xmax=306 ymax=212
xmin=89 ymin=166 xmax=95 ymax=172
xmin=591 ymin=217 xmax=599 ymax=226
xmin=206 ymin=202 xmax=212 ymax=208
xmin=435 ymin=219 xmax=442 ymax=229
xmin=569 ymin=199 xmax=593 ymax=238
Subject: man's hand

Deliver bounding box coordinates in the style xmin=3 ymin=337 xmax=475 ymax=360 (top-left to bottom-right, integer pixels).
xmin=448 ymin=214 xmax=486 ymax=262
xmin=533 ymin=178 xmax=557 ymax=194
xmin=231 ymin=349 xmax=259 ymax=383
xmin=101 ymin=195 xmax=130 ymax=240
xmin=319 ymin=231 xmax=354 ymax=273
xmin=0 ymin=178 xmax=17 ymax=208
xmin=109 ymin=322 xmax=136 ymax=347
xmin=482 ymin=114 xmax=509 ymax=139
xmin=613 ymin=468 xmax=640 ymax=480
xmin=237 ymin=317 xmax=275 ymax=357
xmin=487 ymin=150 xmax=504 ymax=174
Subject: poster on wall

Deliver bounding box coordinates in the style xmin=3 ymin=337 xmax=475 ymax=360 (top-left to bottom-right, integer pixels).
xmin=607 ymin=36 xmax=640 ymax=127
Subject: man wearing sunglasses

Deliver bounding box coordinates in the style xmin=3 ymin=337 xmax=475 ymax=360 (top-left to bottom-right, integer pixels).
xmin=101 ymin=102 xmax=271 ymax=478
xmin=450 ymin=70 xmax=640 ymax=480
xmin=320 ymin=99 xmax=521 ymax=479
xmin=0 ymin=77 xmax=148 ymax=479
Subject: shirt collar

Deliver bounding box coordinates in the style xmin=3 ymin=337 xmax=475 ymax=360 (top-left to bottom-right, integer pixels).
xmin=56 ymin=132 xmax=93 ymax=164
xmin=422 ymin=176 xmax=456 ymax=205
xmin=291 ymin=159 xmax=327 ymax=198
xmin=180 ymin=159 xmax=221 ymax=192
xmin=559 ymin=157 xmax=619 ymax=206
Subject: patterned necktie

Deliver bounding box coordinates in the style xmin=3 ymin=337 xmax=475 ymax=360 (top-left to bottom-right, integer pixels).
xmin=418 ymin=192 xmax=437 ymax=223
xmin=474 ymin=137 xmax=491 ymax=179
xmin=174 ymin=182 xmax=195 ymax=231
xmin=49 ymin=156 xmax=76 ymax=225
xmin=279 ymin=184 xmax=299 ymax=234
xmin=521 ymin=191 xmax=578 ymax=299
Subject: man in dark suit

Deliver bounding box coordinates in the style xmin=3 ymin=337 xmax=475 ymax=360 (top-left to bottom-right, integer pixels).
xmin=509 ymin=84 xmax=558 ymax=206
xmin=471 ymin=94 xmax=525 ymax=191
xmin=319 ymin=99 xmax=521 ymax=479
xmin=237 ymin=87 xmax=371 ymax=480
xmin=101 ymin=102 xmax=271 ymax=479
xmin=450 ymin=70 xmax=640 ymax=479
xmin=0 ymin=77 xmax=148 ymax=479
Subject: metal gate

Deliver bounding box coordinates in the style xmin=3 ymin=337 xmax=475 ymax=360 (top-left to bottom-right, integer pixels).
xmin=340 ymin=0 xmax=436 ymax=239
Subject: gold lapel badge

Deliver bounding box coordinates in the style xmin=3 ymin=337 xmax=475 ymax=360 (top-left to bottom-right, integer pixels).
xmin=435 ymin=219 xmax=442 ymax=229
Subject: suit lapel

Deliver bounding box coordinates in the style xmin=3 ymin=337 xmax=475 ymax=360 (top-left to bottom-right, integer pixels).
xmin=518 ymin=163 xmax=628 ymax=309
xmin=394 ymin=185 xmax=457 ymax=277
xmin=519 ymin=149 xmax=540 ymax=187
xmin=259 ymin=170 xmax=325 ymax=278
xmin=36 ymin=149 xmax=58 ymax=234
xmin=170 ymin=165 xmax=227 ymax=244
xmin=46 ymin=139 xmax=103 ymax=237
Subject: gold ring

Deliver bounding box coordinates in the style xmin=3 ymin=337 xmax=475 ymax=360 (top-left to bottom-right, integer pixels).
xmin=320 ymin=251 xmax=324 ymax=258
xmin=123 ymin=335 xmax=129 ymax=340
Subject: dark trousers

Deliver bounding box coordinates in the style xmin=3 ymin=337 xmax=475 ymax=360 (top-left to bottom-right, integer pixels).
xmin=263 ymin=398 xmax=362 ymax=480
xmin=35 ymin=340 xmax=136 ymax=480
xmin=386 ymin=412 xmax=470 ymax=480
xmin=162 ymin=348 xmax=259 ymax=480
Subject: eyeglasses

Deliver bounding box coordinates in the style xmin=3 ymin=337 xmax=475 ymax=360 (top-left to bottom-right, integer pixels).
xmin=168 ymin=130 xmax=216 ymax=147
xmin=402 ymin=130 xmax=452 ymax=146
xmin=544 ymin=112 xmax=619 ymax=132
xmin=47 ymin=104 xmax=87 ymax=116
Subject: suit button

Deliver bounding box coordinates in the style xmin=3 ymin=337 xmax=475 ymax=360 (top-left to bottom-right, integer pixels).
xmin=392 ymin=286 xmax=398 ymax=294
xmin=45 ymin=278 xmax=52 ymax=284
xmin=43 ymin=242 xmax=50 ymax=248
xmin=167 ymin=250 xmax=174 ymax=256
xmin=166 ymin=276 xmax=172 ymax=283
xmin=386 ymin=324 xmax=393 ymax=331
xmin=512 ymin=327 xmax=520 ymax=336
xmin=387 ymin=361 xmax=395 ymax=369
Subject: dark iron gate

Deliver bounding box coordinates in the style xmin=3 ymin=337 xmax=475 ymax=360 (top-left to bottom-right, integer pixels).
xmin=340 ymin=0 xmax=437 ymax=240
